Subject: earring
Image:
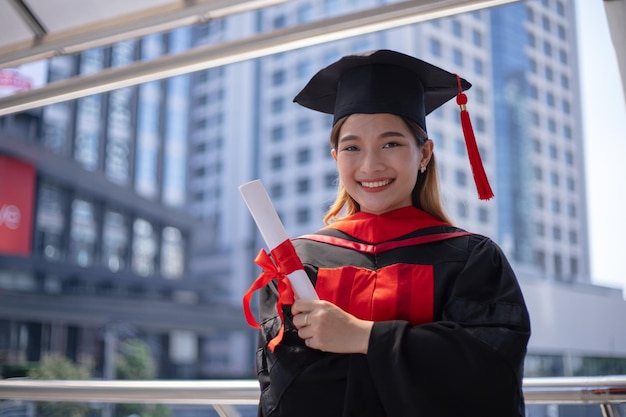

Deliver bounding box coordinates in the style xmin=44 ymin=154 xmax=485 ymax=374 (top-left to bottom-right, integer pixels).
xmin=420 ymin=165 xmax=426 ymax=173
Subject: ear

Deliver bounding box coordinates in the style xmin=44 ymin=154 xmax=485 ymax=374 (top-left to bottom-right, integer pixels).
xmin=331 ymin=148 xmax=337 ymax=161
xmin=420 ymin=139 xmax=434 ymax=166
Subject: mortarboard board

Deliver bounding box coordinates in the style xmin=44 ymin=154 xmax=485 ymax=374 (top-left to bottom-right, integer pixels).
xmin=293 ymin=49 xmax=470 ymax=132
xmin=293 ymin=49 xmax=494 ymax=200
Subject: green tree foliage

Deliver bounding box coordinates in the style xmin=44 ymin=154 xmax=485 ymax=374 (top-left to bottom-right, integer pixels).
xmin=28 ymin=355 xmax=91 ymax=417
xmin=114 ymin=339 xmax=171 ymax=417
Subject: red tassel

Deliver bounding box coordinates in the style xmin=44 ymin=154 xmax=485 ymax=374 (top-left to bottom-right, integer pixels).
xmin=455 ymin=74 xmax=494 ymax=200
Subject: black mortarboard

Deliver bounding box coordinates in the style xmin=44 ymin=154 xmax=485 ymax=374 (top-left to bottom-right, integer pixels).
xmin=293 ymin=49 xmax=471 ymax=132
xmin=293 ymin=49 xmax=494 ymax=200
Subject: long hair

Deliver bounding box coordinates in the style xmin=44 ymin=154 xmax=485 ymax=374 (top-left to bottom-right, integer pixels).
xmin=323 ymin=116 xmax=452 ymax=225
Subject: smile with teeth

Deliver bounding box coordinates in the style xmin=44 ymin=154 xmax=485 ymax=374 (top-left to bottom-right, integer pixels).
xmin=360 ymin=179 xmax=393 ymax=188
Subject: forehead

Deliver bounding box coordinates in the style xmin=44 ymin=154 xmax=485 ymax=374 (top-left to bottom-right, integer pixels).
xmin=339 ymin=113 xmax=409 ymax=136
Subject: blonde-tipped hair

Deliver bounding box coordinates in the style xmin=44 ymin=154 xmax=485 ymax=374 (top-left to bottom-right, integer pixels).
xmin=323 ymin=116 xmax=453 ymax=225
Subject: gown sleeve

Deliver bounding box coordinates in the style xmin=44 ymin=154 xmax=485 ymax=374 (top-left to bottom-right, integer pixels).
xmin=364 ymin=235 xmax=531 ymax=417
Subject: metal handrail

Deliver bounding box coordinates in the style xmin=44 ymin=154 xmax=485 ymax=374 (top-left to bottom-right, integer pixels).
xmin=0 ymin=376 xmax=625 ymax=413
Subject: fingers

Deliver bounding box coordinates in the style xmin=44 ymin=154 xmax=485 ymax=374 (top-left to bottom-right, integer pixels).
xmin=294 ymin=311 xmax=311 ymax=329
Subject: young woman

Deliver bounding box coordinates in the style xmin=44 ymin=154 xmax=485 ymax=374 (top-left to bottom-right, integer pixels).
xmin=247 ymin=49 xmax=530 ymax=417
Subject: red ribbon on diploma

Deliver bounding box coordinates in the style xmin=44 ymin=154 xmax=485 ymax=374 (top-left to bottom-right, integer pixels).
xmin=242 ymin=239 xmax=304 ymax=351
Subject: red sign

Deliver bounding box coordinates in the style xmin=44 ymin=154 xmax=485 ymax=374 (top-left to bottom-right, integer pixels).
xmin=0 ymin=156 xmax=36 ymax=255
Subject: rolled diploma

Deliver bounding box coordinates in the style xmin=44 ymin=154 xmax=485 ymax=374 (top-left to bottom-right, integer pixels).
xmin=239 ymin=179 xmax=319 ymax=300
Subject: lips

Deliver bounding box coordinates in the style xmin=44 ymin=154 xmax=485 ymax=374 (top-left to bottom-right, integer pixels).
xmin=359 ymin=179 xmax=393 ymax=188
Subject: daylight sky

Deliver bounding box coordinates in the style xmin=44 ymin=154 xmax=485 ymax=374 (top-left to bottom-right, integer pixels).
xmin=575 ymin=0 xmax=626 ymax=297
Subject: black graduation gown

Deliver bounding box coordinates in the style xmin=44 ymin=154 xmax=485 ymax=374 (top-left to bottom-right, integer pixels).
xmin=255 ymin=207 xmax=531 ymax=417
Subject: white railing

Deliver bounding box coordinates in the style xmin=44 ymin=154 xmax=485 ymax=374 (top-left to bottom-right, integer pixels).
xmin=0 ymin=376 xmax=625 ymax=416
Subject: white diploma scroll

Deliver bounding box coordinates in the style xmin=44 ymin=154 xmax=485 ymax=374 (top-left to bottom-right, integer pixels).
xmin=239 ymin=179 xmax=319 ymax=300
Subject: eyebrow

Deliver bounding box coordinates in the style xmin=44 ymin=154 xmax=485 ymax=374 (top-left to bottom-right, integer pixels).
xmin=338 ymin=130 xmax=406 ymax=143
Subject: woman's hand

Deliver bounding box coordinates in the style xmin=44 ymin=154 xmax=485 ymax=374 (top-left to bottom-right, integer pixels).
xmin=291 ymin=299 xmax=373 ymax=354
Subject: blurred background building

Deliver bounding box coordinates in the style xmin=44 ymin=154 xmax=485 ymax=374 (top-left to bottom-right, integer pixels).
xmin=1 ymin=0 xmax=626 ymax=382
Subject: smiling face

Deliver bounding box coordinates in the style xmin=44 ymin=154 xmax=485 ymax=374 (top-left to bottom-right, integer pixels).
xmin=331 ymin=113 xmax=432 ymax=215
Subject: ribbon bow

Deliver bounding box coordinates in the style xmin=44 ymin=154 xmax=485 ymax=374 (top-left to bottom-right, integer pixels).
xmin=242 ymin=239 xmax=304 ymax=351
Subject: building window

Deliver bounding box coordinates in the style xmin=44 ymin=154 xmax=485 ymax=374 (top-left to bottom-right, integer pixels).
xmin=534 ymin=166 xmax=543 ymax=181
xmin=567 ymin=203 xmax=576 ymax=218
xmin=429 ymin=38 xmax=441 ymax=57
xmin=545 ymin=66 xmax=553 ymax=81
xmin=472 ymin=29 xmax=482 ymax=47
xmin=565 ymin=151 xmax=573 ymax=165
xmin=456 ymin=201 xmax=468 ymax=219
xmin=106 ymin=88 xmax=133 ymax=185
xmin=566 ymin=177 xmax=575 ymax=192
xmin=569 ymin=257 xmax=578 ymax=277
xmin=297 ymin=60 xmax=313 ymax=79
xmin=563 ymin=125 xmax=572 ymax=139
xmin=554 ymin=253 xmax=563 ymax=279
xmin=297 ymin=148 xmax=311 ymax=164
xmin=474 ymin=87 xmax=485 ymax=104
xmin=551 ymin=199 xmax=561 ymax=214
xmin=550 ymin=171 xmax=559 ymax=187
xmin=271 ymin=69 xmax=286 ymax=86
xmin=161 ymin=226 xmax=184 ymax=279
xmin=455 ymin=138 xmax=466 ymax=156
xmin=549 ymin=144 xmax=558 ymax=159
xmin=561 ymin=74 xmax=569 ymax=89
xmin=552 ymin=226 xmax=561 ymax=241
xmin=559 ymin=49 xmax=568 ymax=64
xmin=543 ymin=41 xmax=552 ymax=57
xmin=132 ymin=218 xmax=157 ymax=277
xmin=455 ymin=170 xmax=467 ymax=187
xmin=271 ymin=97 xmax=285 ymax=113
xmin=273 ymin=15 xmax=287 ymax=29
xmin=296 ymin=178 xmax=310 ymax=194
xmin=562 ymin=99 xmax=571 ymax=114
xmin=452 ymin=20 xmax=462 ymax=37
xmin=534 ymin=250 xmax=546 ymax=271
xmin=74 ymin=94 xmax=102 ymax=172
xmin=270 ymin=183 xmax=284 ymax=199
xmin=102 ymin=210 xmax=129 ymax=272
xmin=473 ymin=58 xmax=483 ymax=75
xmin=36 ymin=182 xmax=67 ymax=261
xmin=270 ymin=125 xmax=285 ymax=142
xmin=297 ymin=4 xmax=313 ymax=23
xmin=323 ymin=0 xmax=340 ymax=14
xmin=569 ymin=230 xmax=578 ymax=245
xmin=296 ymin=208 xmax=310 ymax=224
xmin=68 ymin=198 xmax=97 ymax=267
xmin=477 ymin=207 xmax=489 ymax=223
xmin=270 ymin=155 xmax=284 ymax=170
xmin=546 ymin=92 xmax=555 ymax=107
xmin=548 ymin=118 xmax=557 ymax=133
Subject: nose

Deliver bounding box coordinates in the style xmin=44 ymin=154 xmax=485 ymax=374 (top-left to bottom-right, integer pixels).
xmin=360 ymin=149 xmax=385 ymax=173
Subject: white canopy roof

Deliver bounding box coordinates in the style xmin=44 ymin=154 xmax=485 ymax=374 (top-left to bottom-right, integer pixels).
xmin=0 ymin=0 xmax=624 ymax=116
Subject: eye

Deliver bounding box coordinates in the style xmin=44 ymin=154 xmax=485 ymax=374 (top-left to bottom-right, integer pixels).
xmin=383 ymin=141 xmax=401 ymax=149
xmin=340 ymin=145 xmax=359 ymax=152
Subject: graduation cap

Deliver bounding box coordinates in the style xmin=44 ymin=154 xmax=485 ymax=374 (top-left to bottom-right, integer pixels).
xmin=293 ymin=49 xmax=494 ymax=200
